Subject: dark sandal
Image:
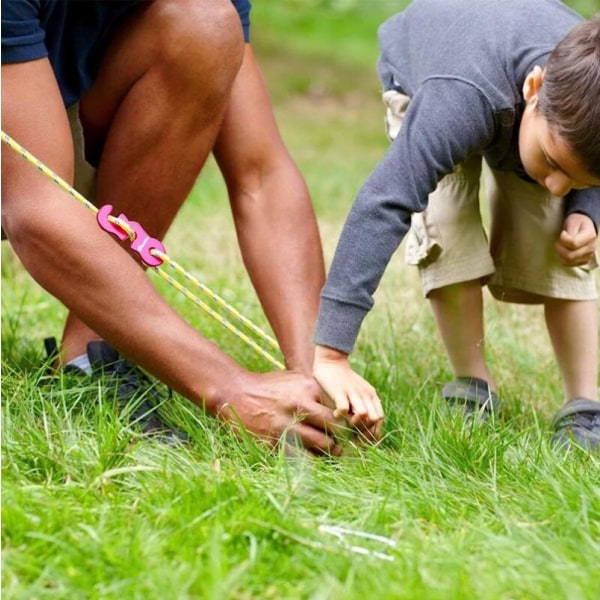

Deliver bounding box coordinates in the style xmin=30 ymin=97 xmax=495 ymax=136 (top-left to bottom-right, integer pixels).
xmin=442 ymin=377 xmax=500 ymax=418
xmin=552 ymin=398 xmax=600 ymax=450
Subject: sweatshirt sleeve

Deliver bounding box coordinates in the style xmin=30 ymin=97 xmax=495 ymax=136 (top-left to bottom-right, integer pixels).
xmin=565 ymin=188 xmax=600 ymax=232
xmin=314 ymin=78 xmax=495 ymax=353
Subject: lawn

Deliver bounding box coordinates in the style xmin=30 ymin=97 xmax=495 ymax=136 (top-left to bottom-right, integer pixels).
xmin=2 ymin=1 xmax=600 ymax=599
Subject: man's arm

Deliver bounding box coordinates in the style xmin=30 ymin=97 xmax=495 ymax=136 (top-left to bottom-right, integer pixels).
xmin=2 ymin=58 xmax=340 ymax=454
xmin=212 ymin=45 xmax=326 ymax=375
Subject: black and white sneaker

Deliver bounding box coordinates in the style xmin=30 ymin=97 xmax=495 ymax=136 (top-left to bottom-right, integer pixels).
xmin=44 ymin=337 xmax=189 ymax=444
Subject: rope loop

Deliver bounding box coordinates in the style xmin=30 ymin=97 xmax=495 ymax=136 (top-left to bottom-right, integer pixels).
xmin=1 ymin=130 xmax=284 ymax=370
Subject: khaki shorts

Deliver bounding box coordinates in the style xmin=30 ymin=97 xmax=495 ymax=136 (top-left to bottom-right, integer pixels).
xmin=67 ymin=103 xmax=97 ymax=203
xmin=383 ymin=90 xmax=598 ymax=303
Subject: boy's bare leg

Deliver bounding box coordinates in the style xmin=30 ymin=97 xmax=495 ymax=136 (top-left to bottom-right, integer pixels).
xmin=58 ymin=0 xmax=244 ymax=363
xmin=429 ymin=280 xmax=497 ymax=390
xmin=544 ymin=298 xmax=598 ymax=401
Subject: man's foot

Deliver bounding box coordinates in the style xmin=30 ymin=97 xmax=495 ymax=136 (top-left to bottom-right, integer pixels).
xmin=441 ymin=377 xmax=500 ymax=421
xmin=552 ymin=398 xmax=600 ymax=451
xmin=44 ymin=337 xmax=189 ymax=444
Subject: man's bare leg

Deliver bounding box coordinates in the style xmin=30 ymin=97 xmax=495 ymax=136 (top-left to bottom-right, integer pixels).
xmin=59 ymin=0 xmax=244 ymax=363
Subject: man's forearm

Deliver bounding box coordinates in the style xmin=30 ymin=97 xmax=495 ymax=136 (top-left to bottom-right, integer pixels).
xmin=4 ymin=193 xmax=245 ymax=413
xmin=233 ymin=169 xmax=325 ymax=373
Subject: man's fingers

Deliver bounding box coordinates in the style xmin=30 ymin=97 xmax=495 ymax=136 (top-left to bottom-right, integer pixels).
xmin=373 ymin=418 xmax=384 ymax=439
xmin=355 ymin=419 xmax=383 ymax=443
xmin=295 ymin=397 xmax=350 ymax=437
xmin=293 ymin=423 xmax=342 ymax=456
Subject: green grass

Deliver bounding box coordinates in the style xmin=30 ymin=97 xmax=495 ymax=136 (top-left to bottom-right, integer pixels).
xmin=3 ymin=2 xmax=600 ymax=599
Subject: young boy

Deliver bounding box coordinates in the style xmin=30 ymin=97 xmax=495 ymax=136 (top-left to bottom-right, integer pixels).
xmin=313 ymin=0 xmax=600 ymax=449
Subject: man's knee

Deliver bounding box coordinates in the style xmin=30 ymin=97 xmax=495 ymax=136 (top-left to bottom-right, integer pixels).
xmin=151 ymin=0 xmax=244 ymax=92
xmin=79 ymin=0 xmax=245 ymax=162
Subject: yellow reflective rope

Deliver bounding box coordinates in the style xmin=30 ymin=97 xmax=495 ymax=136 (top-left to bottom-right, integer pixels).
xmin=1 ymin=130 xmax=285 ymax=370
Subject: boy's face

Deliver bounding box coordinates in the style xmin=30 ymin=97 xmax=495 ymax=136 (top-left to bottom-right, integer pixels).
xmin=519 ymin=67 xmax=600 ymax=196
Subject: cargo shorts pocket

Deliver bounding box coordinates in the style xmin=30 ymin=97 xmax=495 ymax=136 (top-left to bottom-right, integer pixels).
xmin=382 ymin=89 xmax=411 ymax=141
xmin=405 ymin=212 xmax=443 ymax=267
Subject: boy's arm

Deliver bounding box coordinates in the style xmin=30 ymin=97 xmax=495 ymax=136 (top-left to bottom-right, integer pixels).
xmin=565 ymin=188 xmax=600 ymax=231
xmin=313 ymin=345 xmax=384 ymax=437
xmin=315 ymin=80 xmax=495 ymax=354
xmin=556 ymin=212 xmax=597 ymax=267
xmin=313 ymin=80 xmax=495 ymax=428
xmin=558 ymin=189 xmax=600 ymax=266
xmin=213 ymin=45 xmax=326 ymax=374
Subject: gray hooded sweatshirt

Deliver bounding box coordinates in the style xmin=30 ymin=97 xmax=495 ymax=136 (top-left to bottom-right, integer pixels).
xmin=315 ymin=0 xmax=599 ymax=354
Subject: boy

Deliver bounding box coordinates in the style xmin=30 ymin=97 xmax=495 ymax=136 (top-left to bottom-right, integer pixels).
xmin=313 ymin=0 xmax=600 ymax=449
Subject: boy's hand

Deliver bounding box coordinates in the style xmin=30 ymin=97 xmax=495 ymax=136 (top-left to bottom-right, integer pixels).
xmin=313 ymin=345 xmax=384 ymax=439
xmin=556 ymin=213 xmax=597 ymax=267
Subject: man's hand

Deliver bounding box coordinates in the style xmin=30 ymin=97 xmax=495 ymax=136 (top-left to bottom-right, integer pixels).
xmin=556 ymin=213 xmax=597 ymax=267
xmin=217 ymin=370 xmax=342 ymax=455
xmin=313 ymin=345 xmax=384 ymax=440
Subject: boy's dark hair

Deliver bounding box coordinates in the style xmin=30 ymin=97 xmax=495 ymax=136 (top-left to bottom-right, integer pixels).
xmin=538 ymin=14 xmax=600 ymax=178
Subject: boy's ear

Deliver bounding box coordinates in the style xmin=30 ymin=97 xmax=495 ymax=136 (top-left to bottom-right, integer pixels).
xmin=523 ymin=65 xmax=545 ymax=104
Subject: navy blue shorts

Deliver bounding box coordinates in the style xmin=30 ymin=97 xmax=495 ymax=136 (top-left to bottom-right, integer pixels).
xmin=2 ymin=0 xmax=251 ymax=107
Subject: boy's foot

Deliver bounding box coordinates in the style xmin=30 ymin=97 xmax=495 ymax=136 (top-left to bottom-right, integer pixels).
xmin=44 ymin=337 xmax=189 ymax=444
xmin=551 ymin=398 xmax=600 ymax=451
xmin=442 ymin=377 xmax=500 ymax=420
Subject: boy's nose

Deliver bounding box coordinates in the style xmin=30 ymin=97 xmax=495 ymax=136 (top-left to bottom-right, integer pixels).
xmin=544 ymin=172 xmax=573 ymax=197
